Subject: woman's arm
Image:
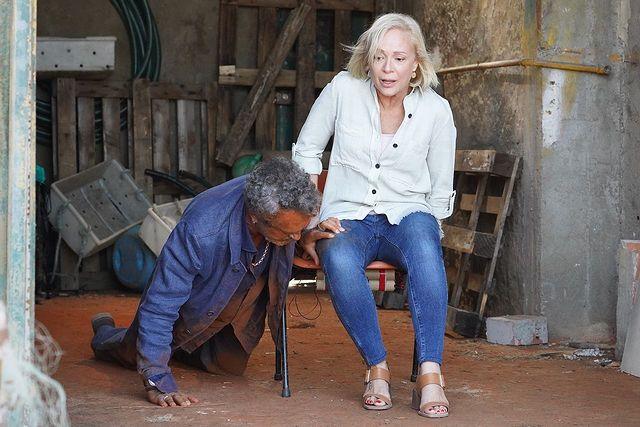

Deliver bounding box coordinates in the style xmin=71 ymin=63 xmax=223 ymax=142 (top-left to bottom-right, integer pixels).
xmin=292 ymin=78 xmax=338 ymax=175
xmin=425 ymin=103 xmax=457 ymax=220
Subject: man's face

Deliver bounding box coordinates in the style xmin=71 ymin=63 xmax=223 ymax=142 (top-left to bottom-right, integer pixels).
xmin=255 ymin=209 xmax=312 ymax=246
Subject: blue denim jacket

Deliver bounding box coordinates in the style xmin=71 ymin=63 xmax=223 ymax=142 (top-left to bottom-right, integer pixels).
xmin=136 ymin=176 xmax=294 ymax=392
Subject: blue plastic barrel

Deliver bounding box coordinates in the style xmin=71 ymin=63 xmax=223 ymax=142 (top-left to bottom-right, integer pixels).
xmin=112 ymin=225 xmax=156 ymax=292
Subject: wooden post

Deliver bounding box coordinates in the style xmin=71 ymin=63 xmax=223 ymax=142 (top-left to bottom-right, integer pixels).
xmin=132 ymin=79 xmax=153 ymax=198
xmin=77 ymin=97 xmax=100 ymax=273
xmin=216 ymin=0 xmax=313 ymax=166
xmin=217 ymin=1 xmax=237 ymax=148
xmin=294 ymin=2 xmax=316 ymax=139
xmin=256 ymin=7 xmax=278 ymax=150
xmin=334 ymin=9 xmax=351 ymax=70
xmin=205 ymin=82 xmax=221 ymax=184
xmin=55 ymin=78 xmax=79 ymax=291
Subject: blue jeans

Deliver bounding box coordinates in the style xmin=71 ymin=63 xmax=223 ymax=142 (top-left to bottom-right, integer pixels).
xmin=317 ymin=212 xmax=448 ymax=366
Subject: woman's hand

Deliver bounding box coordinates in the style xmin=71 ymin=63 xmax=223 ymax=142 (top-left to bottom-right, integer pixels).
xmin=299 ymin=217 xmax=344 ymax=265
xmin=317 ymin=217 xmax=345 ymax=234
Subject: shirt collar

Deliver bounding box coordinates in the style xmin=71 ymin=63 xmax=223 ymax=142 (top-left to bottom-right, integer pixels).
xmin=240 ymin=206 xmax=257 ymax=253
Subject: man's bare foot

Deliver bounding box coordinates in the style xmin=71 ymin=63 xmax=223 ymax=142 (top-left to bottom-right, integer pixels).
xmin=146 ymin=389 xmax=199 ymax=407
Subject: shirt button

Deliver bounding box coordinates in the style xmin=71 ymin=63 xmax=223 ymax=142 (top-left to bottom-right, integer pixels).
xmin=372 ymin=189 xmax=377 ymax=194
xmin=375 ymin=163 xmax=380 ymax=169
xmin=232 ymin=266 xmax=240 ymax=272
xmin=185 ymin=329 xmax=191 ymax=335
xmin=408 ymin=113 xmax=413 ymax=118
xmin=393 ymin=143 xmax=398 ymax=148
xmin=207 ymin=311 xmax=215 ymax=317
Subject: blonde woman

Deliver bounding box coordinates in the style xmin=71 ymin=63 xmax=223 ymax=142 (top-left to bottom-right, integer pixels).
xmin=294 ymin=13 xmax=455 ymax=418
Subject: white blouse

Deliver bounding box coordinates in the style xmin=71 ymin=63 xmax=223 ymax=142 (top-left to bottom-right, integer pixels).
xmin=292 ymin=71 xmax=457 ymax=225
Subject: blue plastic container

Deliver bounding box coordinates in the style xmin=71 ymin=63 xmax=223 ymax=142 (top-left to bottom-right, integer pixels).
xmin=112 ymin=225 xmax=156 ymax=292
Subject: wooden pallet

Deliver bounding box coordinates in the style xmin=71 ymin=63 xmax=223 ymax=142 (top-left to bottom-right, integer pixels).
xmin=442 ymin=150 xmax=521 ymax=337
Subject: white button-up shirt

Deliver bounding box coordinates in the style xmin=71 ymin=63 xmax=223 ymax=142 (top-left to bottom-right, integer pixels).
xmin=292 ymin=71 xmax=457 ymax=225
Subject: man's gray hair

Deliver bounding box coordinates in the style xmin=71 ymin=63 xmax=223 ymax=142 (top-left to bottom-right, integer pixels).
xmin=244 ymin=156 xmax=321 ymax=219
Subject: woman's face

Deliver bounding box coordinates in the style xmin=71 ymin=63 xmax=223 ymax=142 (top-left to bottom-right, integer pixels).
xmin=369 ymin=28 xmax=418 ymax=99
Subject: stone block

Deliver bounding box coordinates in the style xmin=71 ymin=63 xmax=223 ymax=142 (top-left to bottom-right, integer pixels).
xmin=486 ymin=315 xmax=548 ymax=346
xmin=616 ymin=240 xmax=640 ymax=360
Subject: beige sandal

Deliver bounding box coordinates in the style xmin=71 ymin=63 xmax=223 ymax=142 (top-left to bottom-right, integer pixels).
xmin=411 ymin=373 xmax=449 ymax=418
xmin=362 ymin=366 xmax=392 ymax=410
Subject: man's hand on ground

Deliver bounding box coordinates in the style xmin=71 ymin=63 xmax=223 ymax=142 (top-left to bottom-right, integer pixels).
xmin=147 ymin=388 xmax=199 ymax=407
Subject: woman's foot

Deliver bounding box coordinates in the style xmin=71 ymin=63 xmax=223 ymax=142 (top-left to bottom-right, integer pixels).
xmin=415 ymin=361 xmax=449 ymax=417
xmin=363 ymin=361 xmax=392 ymax=410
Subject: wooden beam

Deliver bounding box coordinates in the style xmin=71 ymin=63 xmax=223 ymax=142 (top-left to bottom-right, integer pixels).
xmin=217 ymin=1 xmax=237 ymax=145
xmin=219 ymin=67 xmax=336 ymax=88
xmin=55 ymin=78 xmax=79 ymax=291
xmin=224 ymin=0 xmax=374 ymax=12
xmin=216 ymin=0 xmax=313 ymax=166
xmin=459 ymin=194 xmax=503 ymax=215
xmin=205 ymin=82 xmax=221 ymax=184
xmin=256 ymin=7 xmax=278 ymax=150
xmin=75 ymin=80 xmax=130 ymax=98
xmin=295 ymin=3 xmax=316 ymax=138
xmin=132 ymin=79 xmax=153 ymax=198
xmin=334 ymin=10 xmax=351 ymax=70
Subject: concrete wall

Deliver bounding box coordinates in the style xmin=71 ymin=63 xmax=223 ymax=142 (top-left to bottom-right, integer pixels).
xmin=37 ymin=0 xmax=219 ymax=84
xmin=416 ymin=0 xmax=640 ymax=341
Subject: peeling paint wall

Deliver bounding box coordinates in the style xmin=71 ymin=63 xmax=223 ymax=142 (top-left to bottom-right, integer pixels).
xmin=415 ymin=1 xmax=640 ymax=341
xmin=415 ymin=0 xmax=542 ymax=319
xmin=37 ymin=0 xmax=219 ymax=83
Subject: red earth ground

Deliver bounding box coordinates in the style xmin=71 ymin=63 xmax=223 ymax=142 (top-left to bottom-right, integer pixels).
xmin=36 ymin=290 xmax=640 ymax=426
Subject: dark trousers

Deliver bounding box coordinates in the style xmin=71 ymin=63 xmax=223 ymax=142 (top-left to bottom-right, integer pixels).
xmin=91 ymin=323 xmax=249 ymax=376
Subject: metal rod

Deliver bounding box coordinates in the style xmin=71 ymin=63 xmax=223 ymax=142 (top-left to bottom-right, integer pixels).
xmin=411 ymin=339 xmax=419 ymax=382
xmin=437 ymin=58 xmax=610 ymax=76
xmin=280 ymin=304 xmax=291 ymax=397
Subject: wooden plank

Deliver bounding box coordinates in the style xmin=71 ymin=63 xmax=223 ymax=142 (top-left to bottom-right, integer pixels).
xmin=459 ymin=194 xmax=503 ymax=215
xmin=295 ymin=4 xmax=316 ymax=138
xmin=374 ymin=0 xmax=394 ymax=15
xmin=205 ymin=83 xmax=221 ymax=184
xmin=77 ymin=97 xmax=100 ymax=273
xmin=216 ymin=0 xmax=313 ymax=166
xmin=476 ymin=157 xmax=521 ymax=316
xmin=77 ymin=97 xmax=96 ymax=171
xmin=455 ymin=150 xmax=496 ymax=173
xmin=152 ymin=99 xmax=173 ymax=204
xmin=451 ymin=174 xmax=489 ymax=306
xmin=102 ymin=97 xmax=126 ymax=165
xmin=55 ymin=78 xmax=78 ymax=291
xmin=177 ymin=100 xmax=202 ymax=176
xmin=126 ymin=98 xmax=134 ymax=168
xmin=132 ymin=79 xmax=153 ymax=198
xmin=441 ymin=225 xmax=474 ymax=254
xmin=75 ymin=80 xmax=130 ymax=98
xmin=256 ymin=7 xmax=278 ymax=150
xmin=149 ymin=82 xmax=206 ymax=100
xmin=334 ymin=9 xmax=351 ymax=70
xmin=226 ymin=0 xmax=374 ymax=12
xmin=200 ymin=100 xmax=208 ymax=178
xmin=219 ymin=67 xmax=336 ymax=88
xmin=217 ymin=0 xmax=237 ymax=148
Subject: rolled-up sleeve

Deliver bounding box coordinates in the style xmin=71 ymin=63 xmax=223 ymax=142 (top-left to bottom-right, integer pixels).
xmin=292 ymin=79 xmax=337 ymax=175
xmin=136 ymin=221 xmax=202 ymax=393
xmin=425 ymin=102 xmax=457 ymax=220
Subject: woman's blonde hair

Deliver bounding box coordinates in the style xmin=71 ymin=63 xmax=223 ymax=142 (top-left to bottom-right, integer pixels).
xmin=346 ymin=13 xmax=439 ymax=89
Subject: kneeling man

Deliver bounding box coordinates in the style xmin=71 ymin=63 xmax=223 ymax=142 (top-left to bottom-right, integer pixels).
xmin=90 ymin=157 xmax=324 ymax=406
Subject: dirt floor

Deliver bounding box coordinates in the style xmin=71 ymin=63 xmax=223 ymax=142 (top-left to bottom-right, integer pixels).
xmin=36 ymin=290 xmax=640 ymax=426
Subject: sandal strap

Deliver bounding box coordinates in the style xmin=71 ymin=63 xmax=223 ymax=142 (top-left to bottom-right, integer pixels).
xmin=364 ymin=366 xmax=390 ymax=384
xmin=416 ymin=373 xmax=445 ymax=390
